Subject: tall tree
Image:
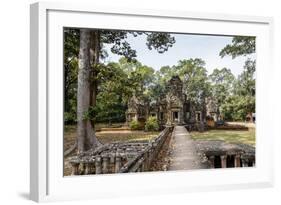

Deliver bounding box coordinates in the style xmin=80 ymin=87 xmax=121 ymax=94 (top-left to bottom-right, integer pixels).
xmin=209 ymin=68 xmax=235 ymax=117
xmin=177 ymin=58 xmax=210 ymax=104
xmin=77 ymin=29 xmax=100 ymax=152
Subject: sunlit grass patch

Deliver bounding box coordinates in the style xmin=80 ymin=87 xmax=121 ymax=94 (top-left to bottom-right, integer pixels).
xmin=190 ymin=128 xmax=255 ymax=146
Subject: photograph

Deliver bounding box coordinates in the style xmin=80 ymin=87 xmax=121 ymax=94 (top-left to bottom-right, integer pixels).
xmin=63 ymin=28 xmax=256 ymax=176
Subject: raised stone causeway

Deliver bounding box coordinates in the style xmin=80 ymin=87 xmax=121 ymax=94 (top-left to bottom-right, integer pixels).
xmin=168 ymin=126 xmax=209 ymax=170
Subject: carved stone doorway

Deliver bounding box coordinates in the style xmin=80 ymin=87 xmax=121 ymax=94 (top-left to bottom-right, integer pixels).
xmin=173 ymin=111 xmax=179 ymax=123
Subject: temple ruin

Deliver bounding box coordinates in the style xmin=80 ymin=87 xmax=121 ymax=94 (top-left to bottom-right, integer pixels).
xmin=126 ymin=75 xmax=219 ymax=130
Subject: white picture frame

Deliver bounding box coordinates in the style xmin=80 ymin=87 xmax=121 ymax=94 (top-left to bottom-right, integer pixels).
xmin=30 ymin=2 xmax=274 ymax=202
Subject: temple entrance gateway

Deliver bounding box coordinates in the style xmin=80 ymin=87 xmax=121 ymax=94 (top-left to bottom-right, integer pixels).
xmin=173 ymin=111 xmax=179 ymax=122
xmin=126 ymin=75 xmax=210 ymax=129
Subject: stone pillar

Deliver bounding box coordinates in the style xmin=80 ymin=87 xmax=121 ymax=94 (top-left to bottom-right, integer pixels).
xmin=95 ymin=156 xmax=102 ymax=174
xmin=84 ymin=163 xmax=91 ymax=175
xmin=110 ymin=155 xmax=115 ymax=164
xmin=102 ymin=155 xmax=109 ymax=174
xmin=242 ymin=159 xmax=249 ymax=167
xmin=143 ymin=152 xmax=148 ymax=171
xmin=209 ymin=156 xmax=215 ymax=168
xmin=166 ymin=110 xmax=172 ymax=125
xmin=115 ymin=153 xmax=121 ymax=173
xmin=70 ymin=162 xmax=80 ymax=175
xmin=220 ymin=155 xmax=227 ymax=168
xmin=179 ymin=108 xmax=184 ymax=124
xmin=148 ymin=147 xmax=153 ymax=167
xmin=234 ymin=155 xmax=241 ymax=167
xmin=141 ymin=159 xmax=146 ymax=172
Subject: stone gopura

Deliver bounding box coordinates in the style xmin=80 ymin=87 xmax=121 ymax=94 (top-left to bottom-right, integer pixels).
xmin=126 ymin=75 xmax=218 ymax=130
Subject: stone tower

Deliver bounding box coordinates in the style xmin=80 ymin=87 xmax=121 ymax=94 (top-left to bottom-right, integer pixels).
xmin=166 ymin=76 xmax=184 ymax=125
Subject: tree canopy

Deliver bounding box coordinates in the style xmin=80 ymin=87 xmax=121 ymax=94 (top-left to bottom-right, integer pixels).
xmin=219 ymin=36 xmax=256 ymax=59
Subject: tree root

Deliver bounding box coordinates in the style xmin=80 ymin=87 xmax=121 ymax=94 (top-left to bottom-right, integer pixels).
xmin=64 ymin=142 xmax=77 ymax=157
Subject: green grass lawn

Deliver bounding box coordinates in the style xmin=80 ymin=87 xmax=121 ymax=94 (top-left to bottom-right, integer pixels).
xmin=190 ymin=128 xmax=255 ymax=146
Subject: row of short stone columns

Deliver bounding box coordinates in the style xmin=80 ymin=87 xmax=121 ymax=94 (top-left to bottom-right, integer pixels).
xmin=70 ymin=153 xmax=123 ymax=175
xmin=70 ymin=127 xmax=172 ymax=175
xmin=208 ymin=154 xmax=255 ymax=168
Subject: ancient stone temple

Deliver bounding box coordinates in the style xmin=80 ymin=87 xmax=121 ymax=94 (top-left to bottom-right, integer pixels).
xmin=126 ymin=75 xmax=213 ymax=130
xmin=206 ymin=97 xmax=219 ymax=121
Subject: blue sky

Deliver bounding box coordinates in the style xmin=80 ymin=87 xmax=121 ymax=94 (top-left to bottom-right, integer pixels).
xmin=103 ymin=33 xmax=256 ymax=77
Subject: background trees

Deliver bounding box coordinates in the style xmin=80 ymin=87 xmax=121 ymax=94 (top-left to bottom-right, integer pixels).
xmin=221 ymin=59 xmax=255 ymax=120
xmin=219 ymin=36 xmax=256 ymax=121
xmin=209 ymin=67 xmax=235 ymax=118
xmin=177 ymin=58 xmax=210 ymax=105
xmin=64 ymin=29 xmax=79 ymax=124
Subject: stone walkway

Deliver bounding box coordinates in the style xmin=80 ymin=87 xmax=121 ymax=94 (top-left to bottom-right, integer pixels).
xmin=168 ymin=126 xmax=207 ymax=170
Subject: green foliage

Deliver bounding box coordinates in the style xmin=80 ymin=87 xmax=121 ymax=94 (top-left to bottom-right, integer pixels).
xmin=219 ymin=36 xmax=256 ymax=59
xmin=209 ymin=67 xmax=235 ymax=116
xmin=145 ymin=116 xmax=159 ymax=131
xmin=146 ymin=32 xmax=176 ymax=53
xmin=235 ymin=59 xmax=255 ymax=97
xmin=82 ymin=106 xmax=99 ymax=121
xmin=64 ymin=112 xmax=76 ymax=124
xmin=221 ymin=95 xmax=255 ymax=121
xmin=177 ymin=58 xmax=210 ymax=104
xmin=129 ymin=120 xmax=141 ymax=130
xmin=64 ymin=29 xmax=79 ymax=125
xmin=220 ymin=60 xmax=255 ymax=121
xmin=218 ymin=36 xmax=256 ymax=120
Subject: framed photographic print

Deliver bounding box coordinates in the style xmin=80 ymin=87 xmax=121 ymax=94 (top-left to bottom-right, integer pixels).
xmin=30 ymin=2 xmax=274 ymax=202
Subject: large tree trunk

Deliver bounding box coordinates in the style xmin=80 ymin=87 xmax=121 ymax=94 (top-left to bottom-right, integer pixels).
xmin=89 ymin=31 xmax=100 ymax=131
xmin=77 ymin=29 xmax=100 ymax=153
xmin=89 ymin=31 xmax=100 ymax=107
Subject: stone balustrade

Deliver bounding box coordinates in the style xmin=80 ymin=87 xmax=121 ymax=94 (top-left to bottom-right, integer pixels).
xmin=195 ymin=140 xmax=255 ymax=168
xmin=69 ymin=127 xmax=173 ymax=175
xmin=206 ymin=153 xmax=255 ymax=168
